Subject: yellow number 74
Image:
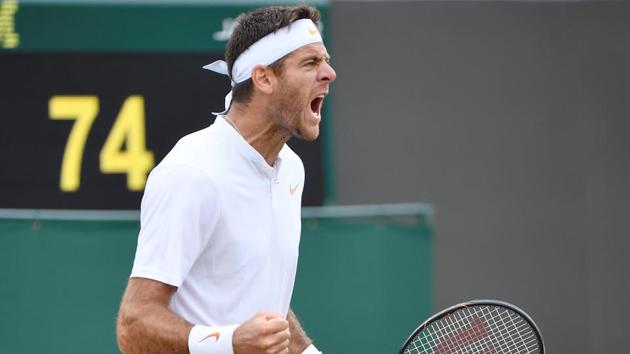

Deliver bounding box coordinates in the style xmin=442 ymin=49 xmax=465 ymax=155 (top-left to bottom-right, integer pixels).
xmin=49 ymin=95 xmax=155 ymax=192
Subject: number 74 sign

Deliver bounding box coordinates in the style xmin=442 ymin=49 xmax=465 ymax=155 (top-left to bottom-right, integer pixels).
xmin=49 ymin=95 xmax=155 ymax=192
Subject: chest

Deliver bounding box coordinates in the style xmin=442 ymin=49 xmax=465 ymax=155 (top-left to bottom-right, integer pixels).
xmin=200 ymin=165 xmax=303 ymax=277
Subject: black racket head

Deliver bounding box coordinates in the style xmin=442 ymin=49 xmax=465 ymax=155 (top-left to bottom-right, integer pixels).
xmin=399 ymin=299 xmax=544 ymax=354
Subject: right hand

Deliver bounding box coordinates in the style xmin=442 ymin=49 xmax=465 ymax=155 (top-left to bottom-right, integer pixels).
xmin=233 ymin=312 xmax=290 ymax=354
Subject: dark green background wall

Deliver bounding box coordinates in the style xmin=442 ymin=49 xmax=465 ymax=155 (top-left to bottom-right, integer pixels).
xmin=0 ymin=212 xmax=432 ymax=354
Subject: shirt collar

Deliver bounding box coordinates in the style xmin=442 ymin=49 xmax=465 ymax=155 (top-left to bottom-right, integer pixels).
xmin=214 ymin=115 xmax=286 ymax=177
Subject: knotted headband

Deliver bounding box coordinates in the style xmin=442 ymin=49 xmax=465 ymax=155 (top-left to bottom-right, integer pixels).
xmin=204 ymin=18 xmax=323 ymax=115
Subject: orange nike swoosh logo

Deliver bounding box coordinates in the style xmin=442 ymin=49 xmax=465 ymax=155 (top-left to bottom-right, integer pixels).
xmin=308 ymin=26 xmax=317 ymax=36
xmin=289 ymin=183 xmax=300 ymax=195
xmin=199 ymin=331 xmax=220 ymax=342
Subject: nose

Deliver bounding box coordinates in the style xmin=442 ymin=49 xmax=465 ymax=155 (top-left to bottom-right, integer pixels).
xmin=320 ymin=61 xmax=337 ymax=82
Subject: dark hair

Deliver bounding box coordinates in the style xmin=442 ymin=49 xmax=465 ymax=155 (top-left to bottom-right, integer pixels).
xmin=225 ymin=5 xmax=321 ymax=105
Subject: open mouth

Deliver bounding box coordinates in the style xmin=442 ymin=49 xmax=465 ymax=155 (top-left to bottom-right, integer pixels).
xmin=310 ymin=96 xmax=324 ymax=118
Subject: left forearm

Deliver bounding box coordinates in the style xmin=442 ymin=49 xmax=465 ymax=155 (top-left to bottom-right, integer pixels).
xmin=287 ymin=309 xmax=312 ymax=354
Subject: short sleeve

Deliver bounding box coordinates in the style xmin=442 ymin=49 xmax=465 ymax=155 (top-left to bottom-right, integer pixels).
xmin=130 ymin=165 xmax=221 ymax=287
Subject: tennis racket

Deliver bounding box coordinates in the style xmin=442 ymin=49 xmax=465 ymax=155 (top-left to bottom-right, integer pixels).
xmin=399 ymin=299 xmax=544 ymax=354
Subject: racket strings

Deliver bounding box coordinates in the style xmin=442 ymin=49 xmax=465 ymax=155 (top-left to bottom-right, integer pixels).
xmin=415 ymin=306 xmax=538 ymax=354
xmin=465 ymin=307 xmax=527 ymax=354
xmin=430 ymin=310 xmax=496 ymax=354
xmin=441 ymin=307 xmax=535 ymax=354
xmin=474 ymin=306 xmax=537 ymax=354
xmin=408 ymin=309 xmax=496 ymax=353
xmin=403 ymin=305 xmax=540 ymax=354
xmin=487 ymin=307 xmax=539 ymax=353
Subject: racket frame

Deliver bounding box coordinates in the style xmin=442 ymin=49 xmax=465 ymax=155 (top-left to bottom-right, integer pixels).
xmin=398 ymin=299 xmax=545 ymax=354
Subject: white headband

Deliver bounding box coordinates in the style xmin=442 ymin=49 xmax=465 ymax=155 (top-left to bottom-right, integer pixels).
xmin=203 ymin=18 xmax=323 ymax=115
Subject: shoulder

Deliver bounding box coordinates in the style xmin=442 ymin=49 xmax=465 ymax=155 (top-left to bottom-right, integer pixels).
xmin=142 ymin=163 xmax=223 ymax=227
xmin=145 ymin=164 xmax=220 ymax=203
xmin=157 ymin=123 xmax=230 ymax=174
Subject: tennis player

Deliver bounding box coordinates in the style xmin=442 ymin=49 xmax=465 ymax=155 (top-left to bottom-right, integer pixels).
xmin=115 ymin=5 xmax=335 ymax=354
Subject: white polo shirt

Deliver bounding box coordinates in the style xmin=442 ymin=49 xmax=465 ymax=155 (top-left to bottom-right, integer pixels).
xmin=130 ymin=116 xmax=305 ymax=328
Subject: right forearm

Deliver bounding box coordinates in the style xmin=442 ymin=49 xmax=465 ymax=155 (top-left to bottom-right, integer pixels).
xmin=117 ymin=300 xmax=193 ymax=354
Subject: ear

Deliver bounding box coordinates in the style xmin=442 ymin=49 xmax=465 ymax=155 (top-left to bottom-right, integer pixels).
xmin=251 ymin=64 xmax=275 ymax=95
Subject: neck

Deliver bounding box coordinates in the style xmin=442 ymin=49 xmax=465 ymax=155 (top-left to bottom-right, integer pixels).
xmin=225 ymin=103 xmax=290 ymax=166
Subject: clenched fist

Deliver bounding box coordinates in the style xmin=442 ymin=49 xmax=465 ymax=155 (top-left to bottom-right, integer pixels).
xmin=233 ymin=312 xmax=290 ymax=354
